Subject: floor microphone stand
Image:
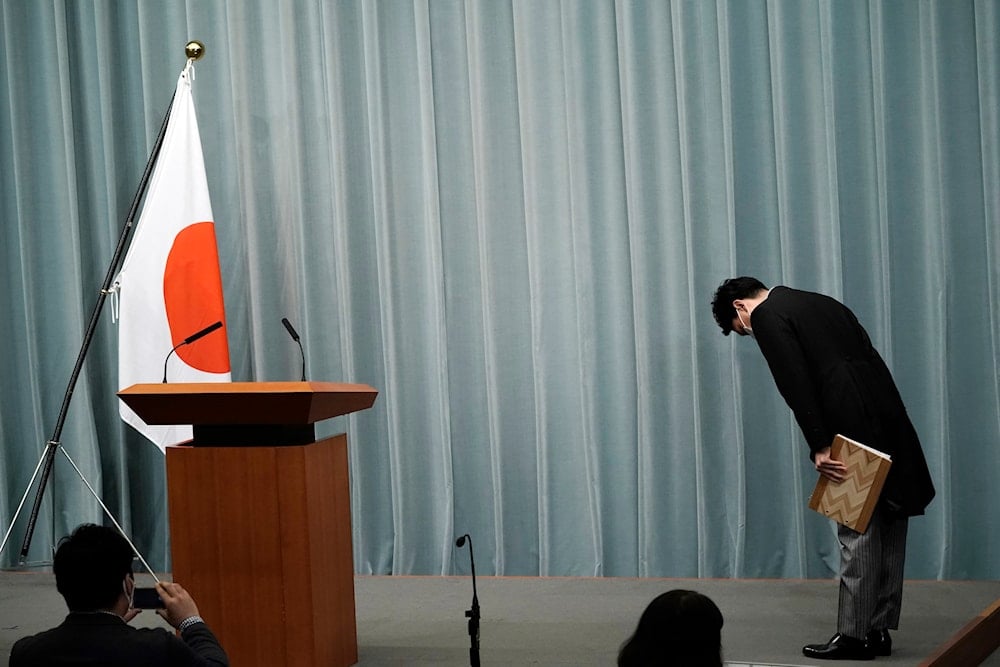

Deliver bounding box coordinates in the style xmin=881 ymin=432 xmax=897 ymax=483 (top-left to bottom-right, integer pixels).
xmin=0 ymin=91 xmax=176 ymax=565
xmin=455 ymin=533 xmax=480 ymax=667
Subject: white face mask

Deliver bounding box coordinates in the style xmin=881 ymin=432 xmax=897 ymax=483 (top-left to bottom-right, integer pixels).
xmin=737 ymin=309 xmax=754 ymax=338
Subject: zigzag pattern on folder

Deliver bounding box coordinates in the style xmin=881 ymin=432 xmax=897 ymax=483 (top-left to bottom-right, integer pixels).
xmin=819 ymin=447 xmax=884 ymax=526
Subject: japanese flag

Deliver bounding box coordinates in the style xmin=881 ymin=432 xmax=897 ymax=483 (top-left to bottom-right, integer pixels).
xmin=116 ymin=64 xmax=231 ymax=449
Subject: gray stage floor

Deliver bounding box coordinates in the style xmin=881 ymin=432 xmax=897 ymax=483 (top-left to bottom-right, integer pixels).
xmin=2 ymin=572 xmax=998 ymax=666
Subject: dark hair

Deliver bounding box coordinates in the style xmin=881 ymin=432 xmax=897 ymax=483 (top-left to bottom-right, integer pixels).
xmin=618 ymin=589 xmax=724 ymax=667
xmin=710 ymin=276 xmax=768 ymax=335
xmin=54 ymin=524 xmax=134 ymax=612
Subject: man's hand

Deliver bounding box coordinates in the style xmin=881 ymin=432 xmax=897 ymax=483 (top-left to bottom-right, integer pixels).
xmin=155 ymin=581 xmax=201 ymax=629
xmin=814 ymin=446 xmax=848 ymax=482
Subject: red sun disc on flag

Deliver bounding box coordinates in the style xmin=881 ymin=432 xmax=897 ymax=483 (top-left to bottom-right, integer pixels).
xmin=163 ymin=221 xmax=231 ymax=373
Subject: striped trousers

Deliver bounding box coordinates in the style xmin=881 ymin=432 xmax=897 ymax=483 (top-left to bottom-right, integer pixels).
xmin=836 ymin=505 xmax=909 ymax=639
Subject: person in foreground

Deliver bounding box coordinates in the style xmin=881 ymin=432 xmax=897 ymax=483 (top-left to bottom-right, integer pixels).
xmin=9 ymin=523 xmax=229 ymax=667
xmin=618 ymin=589 xmax=724 ymax=666
xmin=711 ymin=277 xmax=935 ymax=660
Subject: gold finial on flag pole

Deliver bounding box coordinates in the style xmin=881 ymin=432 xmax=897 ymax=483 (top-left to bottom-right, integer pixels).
xmin=185 ymin=41 xmax=205 ymax=61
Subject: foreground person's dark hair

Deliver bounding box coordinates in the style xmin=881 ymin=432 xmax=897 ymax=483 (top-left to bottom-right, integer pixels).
xmin=618 ymin=589 xmax=724 ymax=666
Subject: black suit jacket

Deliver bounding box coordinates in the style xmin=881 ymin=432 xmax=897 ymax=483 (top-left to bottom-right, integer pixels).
xmin=9 ymin=612 xmax=229 ymax=667
xmin=751 ymin=286 xmax=935 ymax=517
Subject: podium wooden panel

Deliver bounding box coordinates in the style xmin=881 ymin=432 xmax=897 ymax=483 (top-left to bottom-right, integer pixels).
xmin=119 ymin=382 xmax=377 ymax=667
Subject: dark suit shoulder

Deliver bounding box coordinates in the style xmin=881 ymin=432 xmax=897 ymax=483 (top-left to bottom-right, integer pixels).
xmin=760 ymin=285 xmax=844 ymax=312
xmin=9 ymin=614 xmax=222 ymax=667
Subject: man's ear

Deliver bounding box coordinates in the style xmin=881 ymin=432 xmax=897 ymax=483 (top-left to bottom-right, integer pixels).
xmin=732 ymin=299 xmax=745 ymax=312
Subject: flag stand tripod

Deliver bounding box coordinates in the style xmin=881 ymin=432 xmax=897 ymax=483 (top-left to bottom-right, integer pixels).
xmin=0 ymin=42 xmax=205 ymax=567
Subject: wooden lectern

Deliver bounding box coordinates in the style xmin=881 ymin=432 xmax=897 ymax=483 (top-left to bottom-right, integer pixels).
xmin=118 ymin=382 xmax=377 ymax=667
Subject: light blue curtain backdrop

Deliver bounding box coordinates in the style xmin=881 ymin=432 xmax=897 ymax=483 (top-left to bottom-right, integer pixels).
xmin=1 ymin=0 xmax=998 ymax=579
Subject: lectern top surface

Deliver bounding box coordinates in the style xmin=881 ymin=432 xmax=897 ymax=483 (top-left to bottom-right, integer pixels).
xmin=121 ymin=381 xmax=370 ymax=394
xmin=117 ymin=381 xmax=378 ymax=425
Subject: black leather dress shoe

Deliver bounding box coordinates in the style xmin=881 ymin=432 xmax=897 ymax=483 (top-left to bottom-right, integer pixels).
xmin=865 ymin=629 xmax=892 ymax=656
xmin=802 ymin=633 xmax=875 ymax=660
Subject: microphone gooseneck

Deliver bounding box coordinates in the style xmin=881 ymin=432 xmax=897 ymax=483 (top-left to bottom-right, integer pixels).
xmin=281 ymin=317 xmax=307 ymax=381
xmin=456 ymin=533 xmax=480 ymax=667
xmin=162 ymin=321 xmax=223 ymax=383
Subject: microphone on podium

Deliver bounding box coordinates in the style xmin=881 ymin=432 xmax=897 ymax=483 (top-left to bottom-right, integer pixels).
xmin=455 ymin=533 xmax=480 ymax=667
xmin=281 ymin=317 xmax=307 ymax=381
xmin=161 ymin=321 xmax=223 ymax=383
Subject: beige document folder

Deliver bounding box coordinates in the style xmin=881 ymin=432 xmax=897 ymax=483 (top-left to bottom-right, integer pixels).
xmin=808 ymin=434 xmax=892 ymax=533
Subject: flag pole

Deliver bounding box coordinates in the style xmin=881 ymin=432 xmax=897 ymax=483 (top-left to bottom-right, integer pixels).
xmin=3 ymin=41 xmax=206 ymax=564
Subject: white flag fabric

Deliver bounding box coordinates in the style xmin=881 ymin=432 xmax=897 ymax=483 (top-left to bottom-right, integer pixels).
xmin=116 ymin=65 xmax=231 ymax=450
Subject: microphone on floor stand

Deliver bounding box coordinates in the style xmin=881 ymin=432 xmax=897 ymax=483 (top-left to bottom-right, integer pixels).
xmin=455 ymin=533 xmax=480 ymax=667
